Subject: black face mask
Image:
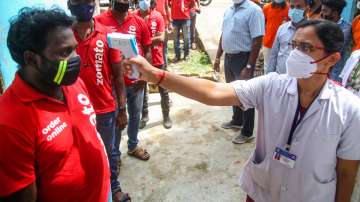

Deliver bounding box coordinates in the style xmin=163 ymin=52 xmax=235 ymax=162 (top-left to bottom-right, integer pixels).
xmin=112 ymin=1 xmax=130 ymax=13
xmin=37 ymin=55 xmax=81 ymax=86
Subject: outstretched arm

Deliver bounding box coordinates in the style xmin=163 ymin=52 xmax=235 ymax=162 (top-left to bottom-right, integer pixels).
xmin=127 ymin=56 xmax=241 ymax=106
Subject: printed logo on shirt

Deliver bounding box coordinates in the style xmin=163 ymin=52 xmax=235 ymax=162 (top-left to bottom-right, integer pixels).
xmin=42 ymin=117 xmax=68 ymax=141
xmin=77 ymin=93 xmax=108 ymax=161
xmin=128 ymin=25 xmax=136 ymax=35
xmin=151 ymin=21 xmax=157 ymax=37
xmin=94 ymin=40 xmax=104 ymax=85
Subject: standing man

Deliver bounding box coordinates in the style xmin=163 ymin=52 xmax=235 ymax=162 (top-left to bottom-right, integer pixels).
xmin=95 ymin=0 xmax=152 ymax=162
xmin=68 ymin=0 xmax=130 ymax=201
xmin=136 ymin=0 xmax=173 ymax=129
xmin=267 ymin=0 xmax=307 ymax=74
xmin=213 ymin=0 xmax=264 ymax=144
xmin=262 ymin=0 xmax=289 ymax=72
xmin=0 ymin=7 xmax=114 ymax=202
xmin=320 ymin=0 xmax=351 ymax=82
xmin=306 ymin=0 xmax=322 ymax=19
xmin=156 ymin=0 xmax=173 ymax=65
xmin=169 ymin=0 xmax=195 ymax=62
xmin=190 ymin=0 xmax=201 ymax=50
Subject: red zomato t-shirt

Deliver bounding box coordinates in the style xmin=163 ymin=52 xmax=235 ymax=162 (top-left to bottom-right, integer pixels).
xmin=95 ymin=11 xmax=152 ymax=85
xmin=74 ymin=21 xmax=122 ymax=114
xmin=156 ymin=0 xmax=170 ymax=26
xmin=95 ymin=11 xmax=152 ymax=57
xmin=135 ymin=10 xmax=165 ymax=66
xmin=0 ymin=74 xmax=110 ymax=201
xmin=169 ymin=0 xmax=195 ymax=20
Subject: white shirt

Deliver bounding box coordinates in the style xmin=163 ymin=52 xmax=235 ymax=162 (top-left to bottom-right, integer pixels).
xmin=231 ymin=73 xmax=360 ymax=202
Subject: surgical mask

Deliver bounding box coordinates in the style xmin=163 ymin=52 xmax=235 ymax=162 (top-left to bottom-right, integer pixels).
xmin=68 ymin=3 xmax=95 ymax=22
xmin=274 ymin=0 xmax=285 ymax=3
xmin=112 ymin=1 xmax=130 ymax=13
xmin=139 ymin=0 xmax=151 ymax=11
xmin=233 ymin=0 xmax=245 ymax=5
xmin=38 ymin=55 xmax=81 ymax=86
xmin=288 ymin=8 xmax=305 ymax=23
xmin=286 ymin=49 xmax=318 ymax=79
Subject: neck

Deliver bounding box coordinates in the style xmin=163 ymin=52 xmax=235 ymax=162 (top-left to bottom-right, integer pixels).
xmin=292 ymin=19 xmax=304 ymax=27
xmin=112 ymin=10 xmax=127 ymax=23
xmin=73 ymin=20 xmax=94 ymax=39
xmin=140 ymin=9 xmax=150 ymax=17
xmin=297 ymin=75 xmax=327 ymax=98
xmin=19 ymin=68 xmax=63 ymax=100
xmin=334 ymin=16 xmax=341 ymax=23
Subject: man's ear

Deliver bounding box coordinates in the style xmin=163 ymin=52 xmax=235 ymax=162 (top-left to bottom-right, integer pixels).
xmin=23 ymin=51 xmax=40 ymax=68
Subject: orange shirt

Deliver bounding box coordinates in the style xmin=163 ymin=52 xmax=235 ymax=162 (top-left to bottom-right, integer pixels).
xmin=352 ymin=15 xmax=360 ymax=51
xmin=262 ymin=3 xmax=289 ymax=48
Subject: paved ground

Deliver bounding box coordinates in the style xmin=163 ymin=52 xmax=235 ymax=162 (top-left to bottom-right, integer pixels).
xmin=119 ymin=93 xmax=253 ymax=202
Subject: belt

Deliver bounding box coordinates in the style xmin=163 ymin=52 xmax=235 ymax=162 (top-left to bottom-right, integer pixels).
xmin=225 ymin=52 xmax=250 ymax=57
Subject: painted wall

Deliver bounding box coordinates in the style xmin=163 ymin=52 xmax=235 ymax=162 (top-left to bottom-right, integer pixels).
xmin=0 ymin=0 xmax=69 ymax=89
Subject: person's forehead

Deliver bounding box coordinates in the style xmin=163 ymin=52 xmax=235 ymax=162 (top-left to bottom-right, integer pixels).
xmin=289 ymin=0 xmax=306 ymax=6
xmin=293 ymin=26 xmax=323 ymax=46
xmin=45 ymin=27 xmax=76 ymax=50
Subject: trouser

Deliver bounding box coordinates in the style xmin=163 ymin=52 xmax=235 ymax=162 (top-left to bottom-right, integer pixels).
xmin=164 ymin=30 xmax=169 ymax=66
xmin=173 ymin=19 xmax=191 ymax=58
xmin=262 ymin=46 xmax=271 ymax=73
xmin=142 ymin=64 xmax=171 ymax=118
xmin=190 ymin=11 xmax=197 ymax=44
xmin=224 ymin=52 xmax=255 ymax=137
xmin=96 ymin=111 xmax=121 ymax=192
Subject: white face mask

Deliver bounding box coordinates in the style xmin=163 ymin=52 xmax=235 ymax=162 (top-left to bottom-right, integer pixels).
xmin=357 ymin=2 xmax=360 ymax=9
xmin=286 ymin=49 xmax=318 ymax=79
xmin=233 ymin=0 xmax=245 ymax=4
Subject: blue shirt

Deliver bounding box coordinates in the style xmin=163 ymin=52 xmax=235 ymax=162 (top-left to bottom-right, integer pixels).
xmin=267 ymin=21 xmax=296 ymax=74
xmin=221 ymin=0 xmax=265 ymax=54
xmin=330 ymin=18 xmax=352 ymax=81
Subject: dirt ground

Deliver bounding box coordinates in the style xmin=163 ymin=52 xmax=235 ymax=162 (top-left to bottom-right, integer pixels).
xmin=118 ymin=93 xmax=255 ymax=202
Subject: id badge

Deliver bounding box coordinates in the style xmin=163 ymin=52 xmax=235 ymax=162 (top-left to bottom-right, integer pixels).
xmin=273 ymin=147 xmax=297 ymax=168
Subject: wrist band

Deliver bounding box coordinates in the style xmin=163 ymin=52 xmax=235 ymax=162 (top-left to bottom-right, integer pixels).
xmin=156 ymin=71 xmax=166 ymax=85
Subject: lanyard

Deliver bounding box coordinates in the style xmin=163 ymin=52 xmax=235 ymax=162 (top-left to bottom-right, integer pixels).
xmin=285 ymin=97 xmax=306 ymax=151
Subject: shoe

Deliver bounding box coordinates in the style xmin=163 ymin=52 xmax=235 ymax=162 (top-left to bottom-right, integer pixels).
xmin=139 ymin=114 xmax=149 ymax=129
xmin=172 ymin=57 xmax=181 ymax=63
xmin=191 ymin=42 xmax=197 ymax=50
xmin=184 ymin=55 xmax=190 ymax=62
xmin=232 ymin=134 xmax=254 ymax=144
xmin=221 ymin=121 xmax=242 ymax=129
xmin=163 ymin=116 xmax=172 ymax=129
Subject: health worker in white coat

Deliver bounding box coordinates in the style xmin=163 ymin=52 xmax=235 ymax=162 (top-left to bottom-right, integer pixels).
xmin=123 ymin=20 xmax=360 ymax=202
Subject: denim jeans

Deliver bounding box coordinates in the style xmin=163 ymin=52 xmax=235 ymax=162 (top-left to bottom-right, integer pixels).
xmin=172 ymin=19 xmax=191 ymax=58
xmin=190 ymin=11 xmax=197 ymax=44
xmin=112 ymin=85 xmax=144 ymax=160
xmin=96 ymin=112 xmax=121 ymax=192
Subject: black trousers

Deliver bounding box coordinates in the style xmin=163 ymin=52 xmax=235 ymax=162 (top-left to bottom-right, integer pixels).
xmin=224 ymin=52 xmax=255 ymax=136
xmin=142 ymin=64 xmax=170 ymax=117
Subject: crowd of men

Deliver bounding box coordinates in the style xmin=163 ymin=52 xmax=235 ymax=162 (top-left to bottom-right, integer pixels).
xmin=0 ymin=0 xmax=360 ymax=202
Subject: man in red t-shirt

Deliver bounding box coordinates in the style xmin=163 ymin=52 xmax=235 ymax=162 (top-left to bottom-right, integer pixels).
xmin=0 ymin=7 xmax=110 ymax=202
xmin=68 ymin=0 xmax=130 ymax=201
xmin=156 ymin=0 xmax=172 ymax=66
xmin=136 ymin=0 xmax=172 ymax=129
xmin=95 ymin=0 xmax=151 ymax=161
xmin=169 ymin=0 xmax=195 ymax=61
xmin=262 ymin=0 xmax=289 ymax=72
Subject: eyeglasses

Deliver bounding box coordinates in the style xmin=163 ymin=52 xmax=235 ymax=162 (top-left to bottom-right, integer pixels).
xmin=288 ymin=41 xmax=325 ymax=54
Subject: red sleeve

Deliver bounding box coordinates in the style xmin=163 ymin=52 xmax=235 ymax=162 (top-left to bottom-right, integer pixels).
xmin=109 ymin=48 xmax=122 ymax=64
xmin=0 ymin=126 xmax=36 ymax=196
xmin=157 ymin=13 xmax=165 ymax=33
xmin=140 ymin=20 xmax=152 ymax=47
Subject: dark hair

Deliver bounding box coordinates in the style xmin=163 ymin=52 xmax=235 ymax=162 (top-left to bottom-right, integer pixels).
xmin=321 ymin=0 xmax=347 ymax=15
xmin=271 ymin=1 xmax=287 ymax=9
xmin=296 ymin=20 xmax=344 ymax=53
xmin=7 ymin=7 xmax=74 ymax=66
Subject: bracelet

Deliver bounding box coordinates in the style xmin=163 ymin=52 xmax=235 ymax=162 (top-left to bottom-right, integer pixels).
xmin=156 ymin=70 xmax=166 ymax=85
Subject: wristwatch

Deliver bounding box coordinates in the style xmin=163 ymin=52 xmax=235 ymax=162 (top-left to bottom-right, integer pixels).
xmin=246 ymin=64 xmax=253 ymax=69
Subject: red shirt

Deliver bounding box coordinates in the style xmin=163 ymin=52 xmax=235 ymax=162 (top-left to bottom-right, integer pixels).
xmin=156 ymin=0 xmax=170 ymax=26
xmin=74 ymin=21 xmax=122 ymax=114
xmin=95 ymin=11 xmax=152 ymax=57
xmin=169 ymin=0 xmax=195 ymax=20
xmin=95 ymin=11 xmax=152 ymax=85
xmin=0 ymin=74 xmax=110 ymax=201
xmin=135 ymin=10 xmax=165 ymax=66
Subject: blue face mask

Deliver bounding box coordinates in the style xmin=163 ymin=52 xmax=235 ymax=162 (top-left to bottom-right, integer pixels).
xmin=139 ymin=0 xmax=151 ymax=11
xmin=288 ymin=8 xmax=305 ymax=24
xmin=68 ymin=3 xmax=95 ymax=22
